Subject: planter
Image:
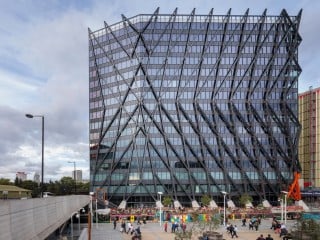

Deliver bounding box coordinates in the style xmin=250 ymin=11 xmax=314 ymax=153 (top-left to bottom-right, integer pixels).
xmin=202 ymin=231 xmax=223 ymax=240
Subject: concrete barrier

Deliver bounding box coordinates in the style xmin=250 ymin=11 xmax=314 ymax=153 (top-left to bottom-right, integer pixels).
xmin=0 ymin=195 xmax=90 ymax=240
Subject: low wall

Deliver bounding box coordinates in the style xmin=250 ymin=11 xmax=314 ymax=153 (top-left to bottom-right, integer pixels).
xmin=0 ymin=195 xmax=90 ymax=240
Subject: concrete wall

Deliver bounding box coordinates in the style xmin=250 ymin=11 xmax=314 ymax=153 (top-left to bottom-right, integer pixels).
xmin=0 ymin=195 xmax=90 ymax=240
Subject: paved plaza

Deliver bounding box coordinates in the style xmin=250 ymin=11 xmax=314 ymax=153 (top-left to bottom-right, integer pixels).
xmin=89 ymin=219 xmax=296 ymax=240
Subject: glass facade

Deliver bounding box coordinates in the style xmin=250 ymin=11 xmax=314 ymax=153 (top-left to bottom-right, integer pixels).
xmin=88 ymin=9 xmax=302 ymax=206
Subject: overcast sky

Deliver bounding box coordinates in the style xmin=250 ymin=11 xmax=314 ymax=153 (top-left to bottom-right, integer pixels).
xmin=0 ymin=0 xmax=318 ymax=182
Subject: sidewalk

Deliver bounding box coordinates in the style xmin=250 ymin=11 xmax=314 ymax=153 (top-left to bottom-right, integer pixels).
xmin=90 ymin=219 xmax=295 ymax=240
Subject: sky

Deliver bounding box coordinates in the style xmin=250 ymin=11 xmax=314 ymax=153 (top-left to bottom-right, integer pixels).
xmin=0 ymin=0 xmax=319 ymax=182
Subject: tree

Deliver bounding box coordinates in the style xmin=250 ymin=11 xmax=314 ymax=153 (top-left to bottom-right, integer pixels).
xmin=239 ymin=194 xmax=253 ymax=207
xmin=201 ymin=194 xmax=211 ymax=207
xmin=77 ymin=181 xmax=89 ymax=193
xmin=0 ymin=178 xmax=12 ymax=185
xmin=14 ymin=177 xmax=22 ymax=187
xmin=291 ymin=219 xmax=320 ymax=240
xmin=163 ymin=196 xmax=172 ymax=207
xmin=60 ymin=177 xmax=74 ymax=195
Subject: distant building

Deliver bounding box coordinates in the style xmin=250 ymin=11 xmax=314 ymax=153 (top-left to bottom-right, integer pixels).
xmin=16 ymin=172 xmax=27 ymax=181
xmin=72 ymin=170 xmax=82 ymax=182
xmin=0 ymin=185 xmax=32 ymax=199
xmin=299 ymin=87 xmax=320 ymax=188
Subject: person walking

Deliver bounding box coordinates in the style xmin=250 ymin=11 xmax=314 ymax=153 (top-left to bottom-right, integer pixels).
xmin=171 ymin=221 xmax=175 ymax=233
xmin=242 ymin=217 xmax=247 ymax=226
xmin=254 ymin=220 xmax=259 ymax=231
xmin=231 ymin=225 xmax=238 ymax=238
xmin=127 ymin=222 xmax=133 ymax=234
xmin=120 ymin=220 xmax=126 ymax=233
xmin=113 ymin=218 xmax=117 ymax=230
xmin=164 ymin=221 xmax=168 ymax=232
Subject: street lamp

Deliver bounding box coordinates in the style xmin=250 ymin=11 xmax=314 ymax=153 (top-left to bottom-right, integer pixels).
xmin=68 ymin=161 xmax=76 ymax=193
xmin=77 ymin=208 xmax=85 ymax=236
xmin=281 ymin=191 xmax=288 ymax=225
xmin=70 ymin=212 xmax=77 ymax=240
xmin=70 ymin=210 xmax=83 ymax=240
xmin=89 ymin=191 xmax=94 ymax=238
xmin=95 ymin=197 xmax=98 ymax=229
xmin=26 ymin=113 xmax=44 ymax=198
xmin=221 ymin=191 xmax=227 ymax=226
xmin=278 ymin=198 xmax=284 ymax=222
xmin=157 ymin=191 xmax=163 ymax=226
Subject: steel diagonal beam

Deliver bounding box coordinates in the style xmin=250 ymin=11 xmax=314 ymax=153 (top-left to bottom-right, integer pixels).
xmin=178 ymin=102 xmax=237 ymax=193
xmin=167 ymin=103 xmax=204 ymax=188
xmin=90 ymin=28 xmax=141 ymax=105
xmin=194 ymin=8 xmax=213 ymax=99
xmin=88 ymin=29 xmax=109 ymax=186
xmin=104 ymin=21 xmax=131 ymax=58
xmin=157 ymin=109 xmax=199 ymax=196
xmin=198 ymin=102 xmax=258 ymax=193
xmin=121 ymin=8 xmax=159 ymax=58
xmin=147 ymin=141 xmax=192 ymax=200
xmin=230 ymin=11 xmax=274 ymax=99
xmin=195 ymin=102 xmax=238 ymax=193
xmin=211 ymin=8 xmax=231 ymax=96
xmin=97 ymin=71 xmax=138 ymax=146
xmin=175 ymin=8 xmax=195 ymax=100
xmin=146 ymin=134 xmax=193 ymax=201
xmin=148 ymin=8 xmax=177 ymax=55
xmin=255 ymin=12 xmax=301 ymax=99
xmin=192 ymin=9 xmax=214 ymax=193
xmin=96 ymin=105 xmax=140 ymax=187
xmin=89 ymin=26 xmax=143 ymax=127
xmin=232 ymin=103 xmax=282 ymax=167
xmin=231 ymin=102 xmax=289 ymax=193
xmin=157 ymin=13 xmax=176 ymax=102
xmin=249 ymin=102 xmax=288 ymax=182
xmin=200 ymin=9 xmax=270 ymax=100
xmin=229 ymin=8 xmax=250 ymax=98
xmin=247 ymin=8 xmax=267 ymax=82
xmin=138 ymin=126 xmax=173 ymax=188
xmin=142 ymin=103 xmax=183 ymax=195
xmin=208 ymin=9 xmax=253 ymax=95
xmin=238 ymin=103 xmax=282 ymax=195
xmin=213 ymin=103 xmax=266 ymax=196
xmin=225 ymin=100 xmax=261 ymax=195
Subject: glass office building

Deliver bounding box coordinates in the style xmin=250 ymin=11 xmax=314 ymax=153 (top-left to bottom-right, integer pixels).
xmin=88 ymin=8 xmax=302 ymax=206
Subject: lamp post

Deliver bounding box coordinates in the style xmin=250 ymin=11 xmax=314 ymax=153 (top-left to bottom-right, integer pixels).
xmin=221 ymin=191 xmax=227 ymax=226
xmin=281 ymin=191 xmax=288 ymax=225
xmin=157 ymin=191 xmax=163 ymax=226
xmin=26 ymin=113 xmax=44 ymax=198
xmin=89 ymin=191 xmax=94 ymax=237
xmin=278 ymin=198 xmax=283 ymax=222
xmin=68 ymin=161 xmax=76 ymax=193
xmin=78 ymin=208 xmax=85 ymax=236
xmin=95 ymin=198 xmax=98 ymax=229
xmin=70 ymin=211 xmax=78 ymax=240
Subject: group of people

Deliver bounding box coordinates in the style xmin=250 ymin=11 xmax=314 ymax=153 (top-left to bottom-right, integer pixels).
xmin=113 ymin=218 xmax=142 ymax=240
xmin=163 ymin=221 xmax=187 ymax=233
xmin=248 ymin=216 xmax=262 ymax=231
xmin=226 ymin=224 xmax=238 ymax=238
xmin=270 ymin=217 xmax=289 ymax=237
xmin=256 ymin=234 xmax=274 ymax=240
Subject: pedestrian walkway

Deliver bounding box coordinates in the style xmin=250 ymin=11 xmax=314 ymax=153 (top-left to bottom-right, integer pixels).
xmin=90 ymin=219 xmax=296 ymax=240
